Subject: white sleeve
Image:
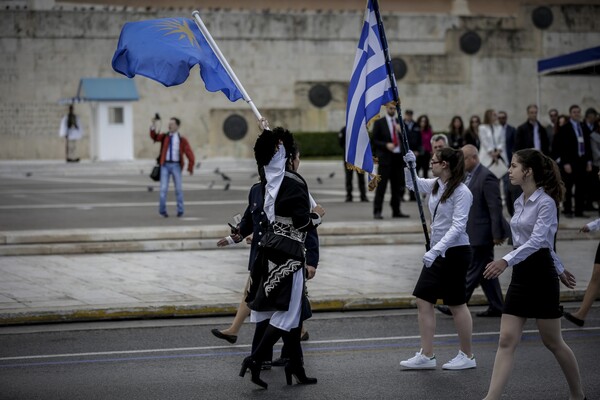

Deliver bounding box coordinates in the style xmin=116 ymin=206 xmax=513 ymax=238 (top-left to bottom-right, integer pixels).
xmin=431 ymin=187 xmax=472 ymax=257
xmin=586 ymin=218 xmax=600 ymax=232
xmin=404 ymin=169 xmax=435 ymax=195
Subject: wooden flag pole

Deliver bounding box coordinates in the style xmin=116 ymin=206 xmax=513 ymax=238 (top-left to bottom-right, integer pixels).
xmin=191 ymin=11 xmax=268 ymax=129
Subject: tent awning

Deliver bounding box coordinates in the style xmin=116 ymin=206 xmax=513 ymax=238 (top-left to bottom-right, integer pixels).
xmin=77 ymin=78 xmax=139 ymax=101
xmin=537 ymin=46 xmax=600 ymax=76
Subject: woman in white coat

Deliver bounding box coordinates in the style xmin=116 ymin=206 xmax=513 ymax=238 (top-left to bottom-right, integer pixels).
xmin=478 ymin=109 xmax=507 ymax=179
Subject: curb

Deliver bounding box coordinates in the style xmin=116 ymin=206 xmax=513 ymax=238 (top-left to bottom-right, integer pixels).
xmin=0 ymin=290 xmax=586 ymax=326
xmin=1 ymin=228 xmax=598 ymax=256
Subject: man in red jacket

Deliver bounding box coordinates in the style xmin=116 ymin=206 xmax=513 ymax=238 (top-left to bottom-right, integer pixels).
xmin=150 ymin=117 xmax=195 ymax=218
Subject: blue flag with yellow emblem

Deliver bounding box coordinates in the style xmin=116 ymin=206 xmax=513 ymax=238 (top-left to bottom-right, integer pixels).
xmin=112 ymin=18 xmax=243 ymax=102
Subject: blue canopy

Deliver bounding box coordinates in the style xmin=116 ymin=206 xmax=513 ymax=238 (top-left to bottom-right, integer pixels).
xmin=538 ymin=46 xmax=600 ymax=75
xmin=77 ymin=78 xmax=139 ymax=101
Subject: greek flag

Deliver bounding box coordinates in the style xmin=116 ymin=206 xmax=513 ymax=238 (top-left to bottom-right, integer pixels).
xmin=345 ymin=0 xmax=394 ymax=178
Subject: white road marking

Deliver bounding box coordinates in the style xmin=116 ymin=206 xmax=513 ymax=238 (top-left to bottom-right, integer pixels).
xmin=1 ymin=327 xmax=597 ymax=362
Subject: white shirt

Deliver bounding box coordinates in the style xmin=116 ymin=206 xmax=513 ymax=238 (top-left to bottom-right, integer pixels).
xmin=405 ymin=171 xmax=472 ymax=256
xmin=502 ymin=187 xmax=564 ymax=274
xmin=531 ymin=121 xmax=541 ymax=151
xmin=478 ymin=123 xmax=506 ymax=167
xmin=167 ymin=132 xmax=180 ymax=162
xmin=387 ymin=116 xmax=400 ymax=154
xmin=586 ymin=218 xmax=600 ymax=232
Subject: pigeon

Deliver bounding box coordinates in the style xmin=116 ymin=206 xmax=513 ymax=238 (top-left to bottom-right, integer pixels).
xmin=214 ymin=167 xmax=220 ymax=174
xmin=147 ymin=186 xmax=154 ymax=192
xmin=195 ymin=162 xmax=202 ymax=169
xmin=316 ymin=177 xmax=323 ymax=184
xmin=329 ymin=172 xmax=335 ymax=178
xmin=220 ymin=173 xmax=231 ymax=181
xmin=224 ymin=183 xmax=230 ymax=191
xmin=208 ymin=181 xmax=215 ymax=189
xmin=25 ymin=172 xmax=32 ymax=177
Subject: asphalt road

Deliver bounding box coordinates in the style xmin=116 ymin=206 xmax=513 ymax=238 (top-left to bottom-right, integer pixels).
xmin=0 ymin=161 xmax=390 ymax=231
xmin=1 ymin=307 xmax=598 ymax=400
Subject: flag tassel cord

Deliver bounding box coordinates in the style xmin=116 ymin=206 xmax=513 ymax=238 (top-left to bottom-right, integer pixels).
xmin=345 ymin=162 xmax=381 ymax=192
xmin=371 ymin=0 xmax=431 ymax=251
xmin=191 ymin=11 xmax=267 ymax=129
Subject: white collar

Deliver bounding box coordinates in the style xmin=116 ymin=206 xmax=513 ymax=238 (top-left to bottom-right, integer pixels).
xmin=263 ymin=145 xmax=287 ymax=223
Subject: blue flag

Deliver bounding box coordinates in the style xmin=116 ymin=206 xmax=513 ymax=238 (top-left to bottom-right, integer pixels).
xmin=112 ymin=18 xmax=243 ymax=102
xmin=345 ymin=0 xmax=395 ymax=179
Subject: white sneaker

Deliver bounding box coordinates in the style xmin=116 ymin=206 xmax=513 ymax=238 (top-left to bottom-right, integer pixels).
xmin=400 ymin=349 xmax=436 ymax=369
xmin=442 ymin=350 xmax=476 ymax=370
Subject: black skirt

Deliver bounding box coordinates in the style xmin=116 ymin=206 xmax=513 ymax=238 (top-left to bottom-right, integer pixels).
xmin=503 ymin=248 xmax=562 ymax=319
xmin=594 ymin=241 xmax=600 ymax=265
xmin=413 ymin=245 xmax=472 ymax=306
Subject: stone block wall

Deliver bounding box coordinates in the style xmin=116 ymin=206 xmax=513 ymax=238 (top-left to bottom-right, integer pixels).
xmin=0 ymin=3 xmax=598 ymax=159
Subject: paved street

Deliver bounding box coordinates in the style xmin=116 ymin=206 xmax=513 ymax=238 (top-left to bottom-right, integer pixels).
xmin=0 ymin=159 xmax=381 ymax=231
xmin=1 ymin=309 xmax=599 ymax=399
xmin=0 ymin=241 xmax=597 ymax=324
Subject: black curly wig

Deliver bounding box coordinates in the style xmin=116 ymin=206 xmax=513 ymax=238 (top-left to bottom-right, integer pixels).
xmin=253 ymin=127 xmax=298 ymax=168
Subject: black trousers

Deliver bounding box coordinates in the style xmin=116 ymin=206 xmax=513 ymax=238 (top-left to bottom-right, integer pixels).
xmin=416 ymin=152 xmax=431 ymax=179
xmin=585 ymin=166 xmax=600 ymax=210
xmin=344 ymin=161 xmax=366 ymax=199
xmin=373 ymin=154 xmax=405 ymax=216
xmin=466 ymin=245 xmax=504 ymax=312
xmin=561 ymin=159 xmax=588 ymax=215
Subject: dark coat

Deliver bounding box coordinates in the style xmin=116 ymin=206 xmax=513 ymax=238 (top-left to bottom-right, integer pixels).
xmin=247 ymin=171 xmax=319 ymax=312
xmin=238 ymin=182 xmax=319 ymax=271
xmin=466 ymin=164 xmax=510 ymax=247
xmin=372 ymin=116 xmax=404 ymax=165
xmin=552 ymin=120 xmax=592 ymax=167
xmin=404 ymin=121 xmax=423 ymax=154
xmin=504 ymin=124 xmax=517 ymax=162
xmin=514 ymin=121 xmax=550 ymax=156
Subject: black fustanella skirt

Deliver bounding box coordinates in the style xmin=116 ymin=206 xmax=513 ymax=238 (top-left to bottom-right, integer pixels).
xmin=503 ymin=248 xmax=562 ymax=319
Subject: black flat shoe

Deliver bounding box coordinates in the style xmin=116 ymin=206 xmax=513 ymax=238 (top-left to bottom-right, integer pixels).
xmin=272 ymin=357 xmax=289 ymax=367
xmin=300 ymin=331 xmax=310 ymax=341
xmin=285 ymin=363 xmax=317 ymax=386
xmin=392 ymin=213 xmax=410 ymax=218
xmin=211 ymin=328 xmax=237 ymax=344
xmin=563 ymin=312 xmax=585 ymax=327
xmin=240 ymin=356 xmax=268 ymax=389
xmin=435 ymin=305 xmax=452 ymax=316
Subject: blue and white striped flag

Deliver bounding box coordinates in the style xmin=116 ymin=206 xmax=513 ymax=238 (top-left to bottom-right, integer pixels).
xmin=345 ymin=0 xmax=394 ymax=183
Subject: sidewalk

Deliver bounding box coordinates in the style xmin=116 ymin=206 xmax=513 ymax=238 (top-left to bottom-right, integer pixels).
xmin=0 ymin=240 xmax=596 ymax=325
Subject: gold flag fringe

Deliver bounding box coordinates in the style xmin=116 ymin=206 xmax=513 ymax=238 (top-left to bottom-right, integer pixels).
xmin=345 ymin=161 xmax=381 ymax=192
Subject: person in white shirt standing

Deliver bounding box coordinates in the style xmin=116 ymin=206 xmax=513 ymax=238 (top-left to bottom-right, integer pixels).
xmin=482 ymin=149 xmax=585 ymax=400
xmin=400 ymin=147 xmax=476 ymax=371
xmin=150 ymin=117 xmax=195 ymax=218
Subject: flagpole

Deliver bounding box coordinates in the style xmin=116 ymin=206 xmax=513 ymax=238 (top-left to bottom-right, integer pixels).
xmin=371 ymin=0 xmax=431 ymax=251
xmin=191 ymin=11 xmax=268 ymax=128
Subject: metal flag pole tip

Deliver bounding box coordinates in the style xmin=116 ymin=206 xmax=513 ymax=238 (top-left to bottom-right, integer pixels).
xmin=191 ymin=10 xmax=266 ymax=127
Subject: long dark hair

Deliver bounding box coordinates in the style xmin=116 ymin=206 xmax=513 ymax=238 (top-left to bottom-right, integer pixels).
xmin=432 ymin=147 xmax=465 ymax=203
xmin=513 ymin=149 xmax=565 ymax=206
xmin=449 ymin=116 xmax=464 ymax=135
xmin=253 ymin=127 xmax=298 ymax=173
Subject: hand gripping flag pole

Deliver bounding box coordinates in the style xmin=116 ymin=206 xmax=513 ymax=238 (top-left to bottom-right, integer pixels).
xmin=371 ymin=0 xmax=431 ymax=251
xmin=191 ymin=11 xmax=268 ymax=129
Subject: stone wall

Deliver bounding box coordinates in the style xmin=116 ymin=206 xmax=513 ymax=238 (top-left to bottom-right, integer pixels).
xmin=0 ymin=3 xmax=599 ymax=159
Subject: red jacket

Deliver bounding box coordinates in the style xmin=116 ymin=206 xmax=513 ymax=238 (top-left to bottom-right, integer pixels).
xmin=150 ymin=128 xmax=195 ymax=174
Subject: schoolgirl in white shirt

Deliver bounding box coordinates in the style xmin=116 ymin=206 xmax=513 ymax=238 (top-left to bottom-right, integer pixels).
xmin=400 ymin=147 xmax=476 ymax=371
xmin=483 ymin=149 xmax=585 ymax=400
